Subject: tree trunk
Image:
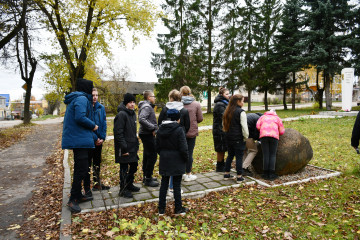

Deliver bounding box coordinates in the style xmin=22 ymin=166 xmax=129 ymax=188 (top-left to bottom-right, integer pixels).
xmin=248 ymin=89 xmax=252 ymax=112
xmin=292 ymin=71 xmax=296 ymax=110
xmin=264 ymin=89 xmax=268 ymax=111
xmin=283 ymin=81 xmax=288 ymax=110
xmin=206 ymin=0 xmax=212 ymax=114
xmin=325 ymin=73 xmax=332 ymax=110
xmin=23 ymin=83 xmax=32 ymax=124
xmin=316 ymin=69 xmax=323 ymax=109
xmin=207 ymin=87 xmax=212 ymax=113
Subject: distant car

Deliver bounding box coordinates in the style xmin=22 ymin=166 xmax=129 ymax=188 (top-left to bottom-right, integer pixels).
xmin=31 ymin=114 xmax=38 ymax=119
xmin=5 ymin=115 xmax=13 ymax=120
xmin=357 ymin=96 xmax=360 ymax=106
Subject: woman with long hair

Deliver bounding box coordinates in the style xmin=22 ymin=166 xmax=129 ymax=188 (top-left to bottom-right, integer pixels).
xmin=212 ymin=87 xmax=230 ymax=172
xmin=222 ymin=94 xmax=248 ymax=183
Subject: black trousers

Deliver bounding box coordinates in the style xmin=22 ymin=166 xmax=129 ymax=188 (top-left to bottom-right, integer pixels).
xmin=261 ymin=137 xmax=279 ymax=172
xmin=225 ymin=140 xmax=245 ymax=175
xmin=140 ymin=134 xmax=157 ymax=178
xmin=70 ymin=148 xmax=89 ymax=201
xmin=186 ymin=137 xmax=196 ymax=173
xmin=158 ymin=175 xmax=182 ymax=211
xmin=84 ymin=144 xmax=103 ymax=191
xmin=119 ymin=162 xmax=138 ymax=190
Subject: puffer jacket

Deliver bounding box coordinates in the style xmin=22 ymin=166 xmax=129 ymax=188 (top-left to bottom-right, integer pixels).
xmin=138 ymin=100 xmax=158 ymax=135
xmin=182 ymin=96 xmax=203 ymax=138
xmin=62 ymin=91 xmax=97 ymax=149
xmin=93 ymin=101 xmax=107 ymax=140
xmin=114 ymin=103 xmax=139 ymax=163
xmin=158 ymin=101 xmax=190 ymax=134
xmin=212 ymin=94 xmax=229 ymax=152
xmin=256 ymin=111 xmax=285 ymax=140
xmin=156 ymin=121 xmax=188 ymax=176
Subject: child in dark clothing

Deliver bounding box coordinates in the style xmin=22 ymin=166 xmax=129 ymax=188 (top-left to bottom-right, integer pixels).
xmin=156 ymin=109 xmax=189 ymax=216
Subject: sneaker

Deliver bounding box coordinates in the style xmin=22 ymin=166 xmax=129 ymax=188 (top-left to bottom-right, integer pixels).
xmin=119 ymin=189 xmax=133 ymax=198
xmin=158 ymin=208 xmax=165 ymax=216
xmin=144 ymin=178 xmax=159 ymax=187
xmin=92 ymin=183 xmax=110 ymax=191
xmin=167 ymin=188 xmax=174 ymax=196
xmin=127 ymin=184 xmax=140 ymax=192
xmin=236 ymin=176 xmax=245 ymax=183
xmin=224 ymin=174 xmax=236 ymax=180
xmin=67 ymin=199 xmax=81 ymax=213
xmin=174 ymin=207 xmax=189 ymax=216
xmin=268 ymin=172 xmax=279 ymax=181
xmin=79 ymin=191 xmax=93 ymax=203
xmin=183 ymin=174 xmax=197 ymax=182
xmin=242 ymin=168 xmax=253 ymax=177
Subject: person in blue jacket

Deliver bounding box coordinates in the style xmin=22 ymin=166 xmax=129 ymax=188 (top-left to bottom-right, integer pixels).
xmin=62 ymin=78 xmax=98 ymax=213
xmin=84 ymin=88 xmax=110 ymax=193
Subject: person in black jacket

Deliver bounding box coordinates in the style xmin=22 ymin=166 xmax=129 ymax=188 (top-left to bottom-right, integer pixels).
xmin=351 ymin=111 xmax=360 ymax=152
xmin=156 ymin=109 xmax=189 ymax=216
xmin=242 ymin=113 xmax=263 ymax=176
xmin=114 ymin=93 xmax=140 ymax=198
xmin=212 ymin=87 xmax=230 ymax=172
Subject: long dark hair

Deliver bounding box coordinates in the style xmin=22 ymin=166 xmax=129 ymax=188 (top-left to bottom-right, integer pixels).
xmin=223 ymin=94 xmax=244 ymax=132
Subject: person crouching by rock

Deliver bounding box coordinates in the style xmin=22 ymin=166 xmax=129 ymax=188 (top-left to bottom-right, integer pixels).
xmin=114 ymin=93 xmax=140 ymax=198
xmin=256 ymin=109 xmax=285 ymax=181
xmin=156 ymin=109 xmax=189 ymax=216
xmin=242 ymin=113 xmax=263 ymax=176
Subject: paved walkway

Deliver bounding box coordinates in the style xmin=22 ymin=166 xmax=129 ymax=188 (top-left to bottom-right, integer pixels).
xmin=0 ymin=123 xmax=62 ymax=240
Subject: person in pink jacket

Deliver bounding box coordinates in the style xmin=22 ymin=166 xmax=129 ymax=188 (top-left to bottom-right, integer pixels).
xmin=256 ymin=109 xmax=285 ymax=181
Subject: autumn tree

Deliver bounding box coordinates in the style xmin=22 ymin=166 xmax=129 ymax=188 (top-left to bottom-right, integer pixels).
xmin=36 ymin=0 xmax=161 ymax=92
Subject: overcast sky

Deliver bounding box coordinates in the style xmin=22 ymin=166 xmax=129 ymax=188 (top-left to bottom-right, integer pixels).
xmin=0 ymin=0 xmax=165 ymax=101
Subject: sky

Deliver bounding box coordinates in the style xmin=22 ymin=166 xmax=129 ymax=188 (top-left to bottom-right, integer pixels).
xmin=0 ymin=0 xmax=165 ymax=101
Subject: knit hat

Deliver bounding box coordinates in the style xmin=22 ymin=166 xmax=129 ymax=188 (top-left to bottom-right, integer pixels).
xmin=166 ymin=109 xmax=181 ymax=121
xmin=123 ymin=93 xmax=136 ymax=106
xmin=76 ymin=78 xmax=93 ymax=95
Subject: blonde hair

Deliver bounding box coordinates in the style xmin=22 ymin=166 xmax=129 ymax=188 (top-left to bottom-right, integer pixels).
xmin=168 ymin=89 xmax=181 ymax=101
xmin=180 ymin=86 xmax=193 ymax=97
xmin=92 ymin=88 xmax=98 ymax=92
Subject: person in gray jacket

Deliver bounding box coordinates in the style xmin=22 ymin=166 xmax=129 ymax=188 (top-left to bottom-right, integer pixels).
xmin=138 ymin=90 xmax=159 ymax=187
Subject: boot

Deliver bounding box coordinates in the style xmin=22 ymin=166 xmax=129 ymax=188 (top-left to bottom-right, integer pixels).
xmin=119 ymin=171 xmax=133 ymax=198
xmin=144 ymin=177 xmax=159 ymax=187
xmin=268 ymin=170 xmax=278 ymax=181
xmin=119 ymin=189 xmax=133 ymax=198
xmin=126 ymin=175 xmax=140 ymax=192
xmin=261 ymin=170 xmax=270 ymax=180
xmin=216 ymin=160 xmax=225 ymax=172
xmin=242 ymin=168 xmax=253 ymax=177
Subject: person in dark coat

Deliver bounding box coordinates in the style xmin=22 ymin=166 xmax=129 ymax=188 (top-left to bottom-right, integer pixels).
xmin=156 ymin=109 xmax=189 ymax=216
xmin=351 ymin=111 xmax=360 ymax=153
xmin=114 ymin=93 xmax=140 ymax=198
xmin=138 ymin=90 xmax=159 ymax=187
xmin=242 ymin=113 xmax=263 ymax=176
xmin=212 ymin=87 xmax=230 ymax=172
xmin=62 ymin=78 xmax=98 ymax=213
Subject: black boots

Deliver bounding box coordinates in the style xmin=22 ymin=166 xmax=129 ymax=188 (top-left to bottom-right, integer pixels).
xmin=144 ymin=177 xmax=159 ymax=187
xmin=242 ymin=168 xmax=253 ymax=177
xmin=216 ymin=160 xmax=225 ymax=172
xmin=261 ymin=170 xmax=278 ymax=181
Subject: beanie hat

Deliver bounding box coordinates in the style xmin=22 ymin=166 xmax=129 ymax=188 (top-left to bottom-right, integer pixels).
xmin=123 ymin=93 xmax=136 ymax=106
xmin=76 ymin=78 xmax=93 ymax=95
xmin=166 ymin=109 xmax=181 ymax=121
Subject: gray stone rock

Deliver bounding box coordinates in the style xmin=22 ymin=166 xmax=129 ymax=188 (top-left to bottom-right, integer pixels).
xmin=252 ymin=128 xmax=313 ymax=175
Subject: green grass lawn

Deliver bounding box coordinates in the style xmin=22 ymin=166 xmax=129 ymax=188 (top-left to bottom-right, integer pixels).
xmin=71 ymin=115 xmax=360 ymax=239
xmin=32 ymin=114 xmax=60 ymax=121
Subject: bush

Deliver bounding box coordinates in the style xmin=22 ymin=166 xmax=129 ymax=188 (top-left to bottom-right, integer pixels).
xmin=312 ymin=102 xmax=320 ymax=109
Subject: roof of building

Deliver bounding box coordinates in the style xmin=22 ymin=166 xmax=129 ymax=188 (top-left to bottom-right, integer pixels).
xmin=0 ymin=94 xmax=10 ymax=107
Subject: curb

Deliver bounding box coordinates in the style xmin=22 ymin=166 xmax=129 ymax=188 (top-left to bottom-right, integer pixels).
xmin=60 ymin=149 xmax=71 ymax=240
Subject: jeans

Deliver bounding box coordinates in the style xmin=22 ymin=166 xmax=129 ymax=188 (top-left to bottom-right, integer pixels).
xmin=84 ymin=144 xmax=103 ymax=191
xmin=159 ymin=175 xmax=182 ymax=211
xmin=70 ymin=148 xmax=90 ymax=201
xmin=119 ymin=162 xmax=138 ymax=190
xmin=260 ymin=137 xmax=279 ymax=172
xmin=186 ymin=137 xmax=196 ymax=173
xmin=140 ymin=134 xmax=157 ymax=178
xmin=225 ymin=140 xmax=245 ymax=175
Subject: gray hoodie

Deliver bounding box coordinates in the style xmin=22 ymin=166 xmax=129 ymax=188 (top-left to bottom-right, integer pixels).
xmin=138 ymin=100 xmax=158 ymax=135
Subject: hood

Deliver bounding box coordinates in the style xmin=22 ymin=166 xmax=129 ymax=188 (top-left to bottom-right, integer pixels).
xmin=157 ymin=121 xmax=180 ymax=137
xmin=94 ymin=101 xmax=101 ymax=110
xmin=118 ymin=102 xmax=135 ymax=115
xmin=64 ymin=91 xmax=89 ymax=105
xmin=214 ymin=94 xmax=228 ymax=105
xmin=182 ymin=96 xmax=195 ymax=105
xmin=165 ymin=101 xmax=183 ymax=110
xmin=76 ymin=78 xmax=93 ymax=95
xmin=138 ymin=100 xmax=154 ymax=109
xmin=264 ymin=111 xmax=278 ymax=116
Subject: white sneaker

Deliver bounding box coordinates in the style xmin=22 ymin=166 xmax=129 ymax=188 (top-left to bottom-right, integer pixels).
xmin=182 ymin=174 xmax=187 ymax=180
xmin=184 ymin=174 xmax=197 ymax=182
xmin=167 ymin=188 xmax=184 ymax=196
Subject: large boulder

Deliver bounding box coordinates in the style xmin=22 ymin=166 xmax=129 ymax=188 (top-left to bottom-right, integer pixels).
xmin=251 ymin=128 xmax=313 ymax=175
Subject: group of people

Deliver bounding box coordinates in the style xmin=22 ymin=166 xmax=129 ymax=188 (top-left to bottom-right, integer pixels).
xmin=212 ymin=87 xmax=285 ymax=181
xmin=61 ymin=78 xmax=285 ymax=216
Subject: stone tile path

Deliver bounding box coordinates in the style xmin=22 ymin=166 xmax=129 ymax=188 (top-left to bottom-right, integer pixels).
xmin=79 ymin=171 xmax=255 ymax=213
